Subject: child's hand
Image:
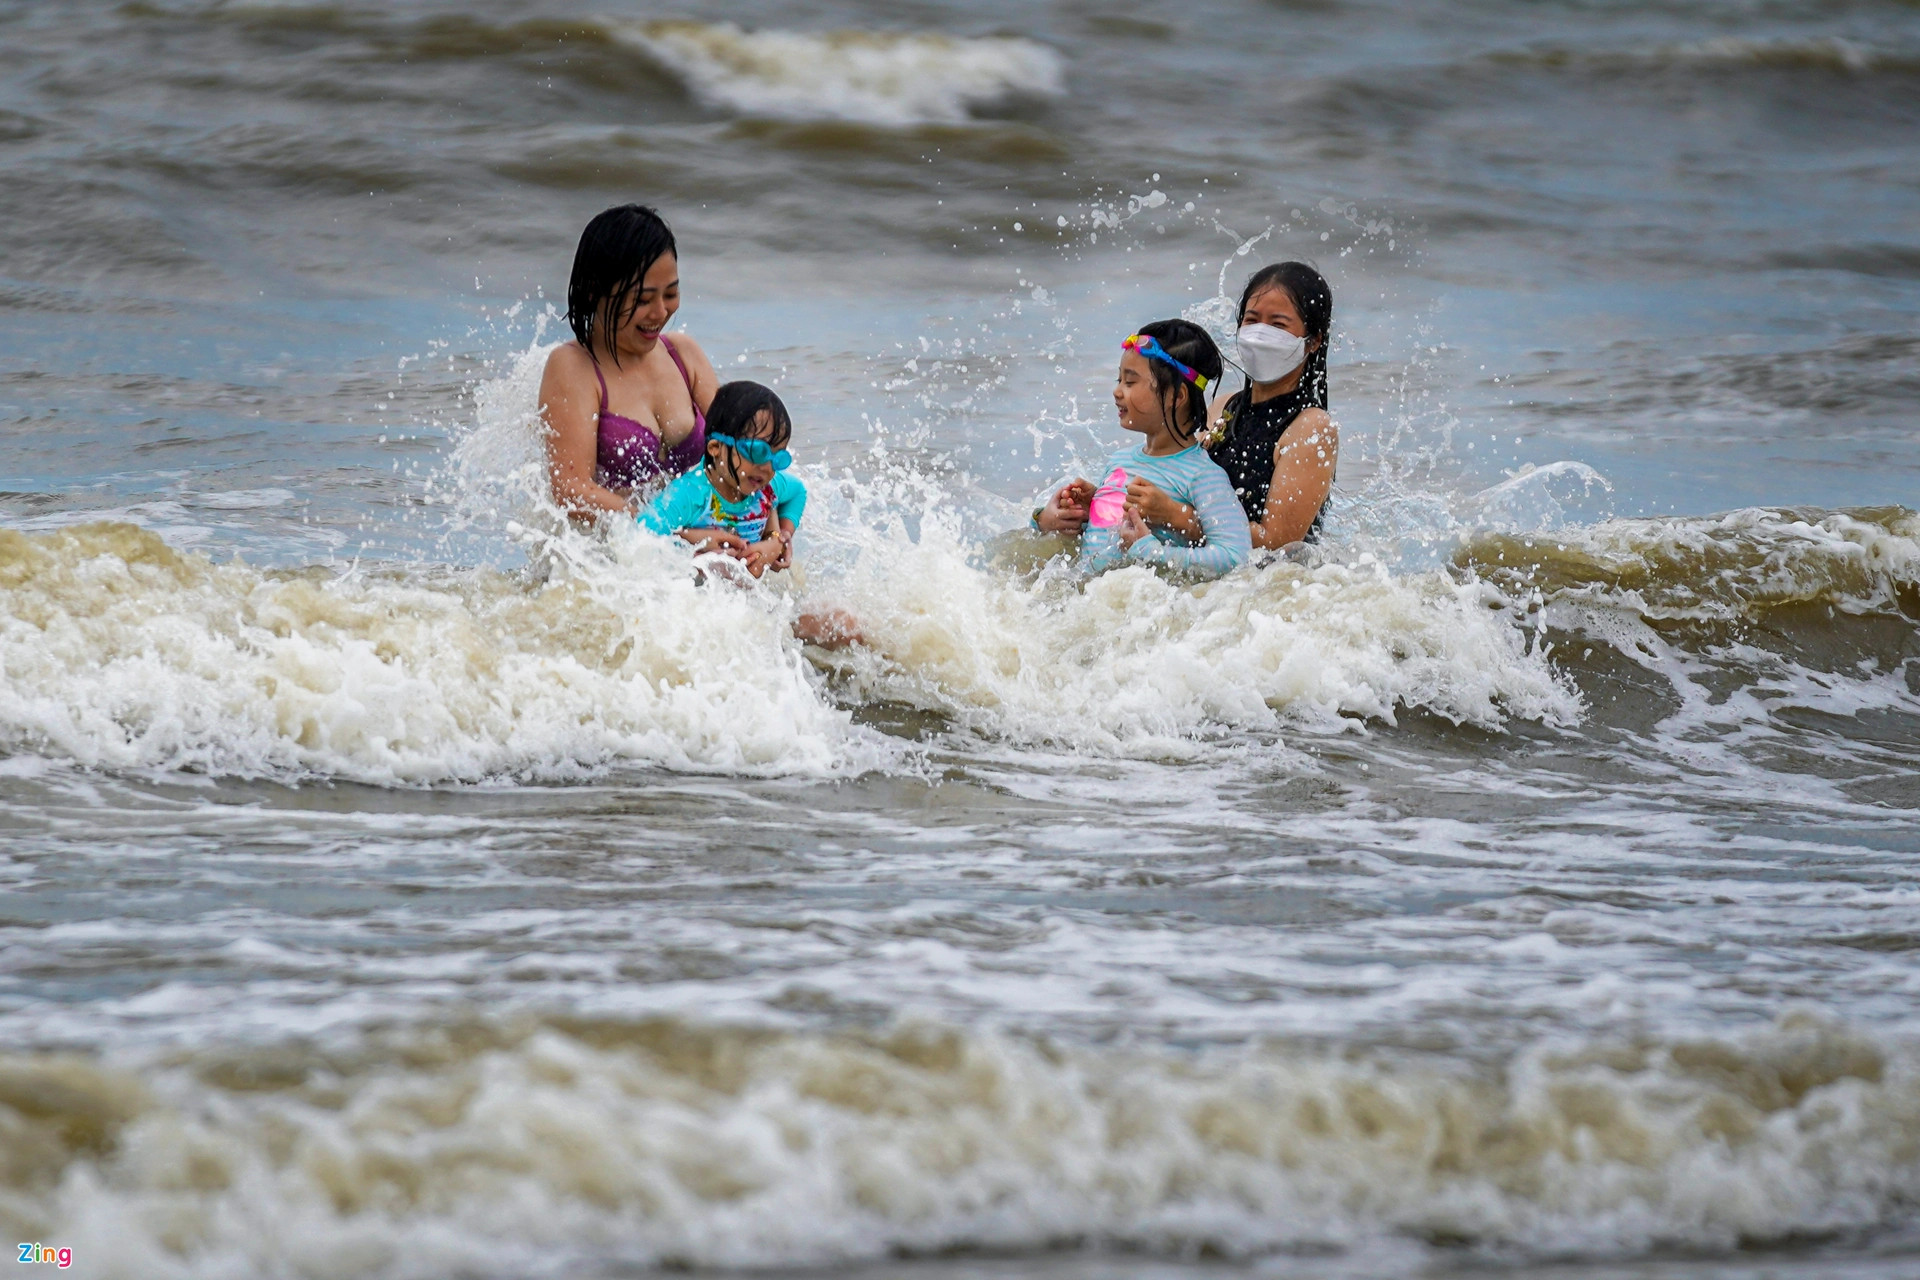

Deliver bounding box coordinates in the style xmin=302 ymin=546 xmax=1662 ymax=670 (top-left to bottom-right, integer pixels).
xmin=1124 ymin=477 xmax=1199 ymax=538
xmin=1036 ymin=480 xmax=1094 ymax=533
xmin=679 ymin=527 xmax=751 ymax=559
xmin=1117 ymin=502 xmax=1151 ymax=550
xmin=743 ymin=537 xmax=786 ymax=578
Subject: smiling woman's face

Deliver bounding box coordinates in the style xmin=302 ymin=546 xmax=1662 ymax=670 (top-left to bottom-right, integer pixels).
xmin=614 ymin=253 xmax=681 ymax=354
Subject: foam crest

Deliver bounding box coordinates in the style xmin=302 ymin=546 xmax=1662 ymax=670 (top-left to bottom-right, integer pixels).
xmin=807 ymin=489 xmax=1580 ymax=750
xmin=9 ymin=1014 xmax=1917 ymax=1276
xmin=615 ymin=21 xmax=1066 ymax=125
xmin=0 ymin=521 xmax=878 ymax=783
xmin=1465 ymin=506 xmax=1920 ymax=624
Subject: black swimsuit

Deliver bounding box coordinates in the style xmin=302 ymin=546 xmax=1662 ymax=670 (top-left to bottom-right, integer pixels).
xmin=1205 ymin=384 xmax=1330 ymax=543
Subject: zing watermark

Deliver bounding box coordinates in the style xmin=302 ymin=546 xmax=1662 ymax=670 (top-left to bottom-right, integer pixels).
xmin=15 ymin=1245 xmax=71 ymax=1269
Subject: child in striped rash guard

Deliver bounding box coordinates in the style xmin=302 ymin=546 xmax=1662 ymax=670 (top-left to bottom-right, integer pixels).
xmin=1034 ymin=319 xmax=1251 ymax=578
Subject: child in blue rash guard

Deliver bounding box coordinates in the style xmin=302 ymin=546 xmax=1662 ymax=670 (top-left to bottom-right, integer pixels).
xmin=1041 ymin=319 xmax=1251 ymax=578
xmin=639 ymin=380 xmax=807 ymax=579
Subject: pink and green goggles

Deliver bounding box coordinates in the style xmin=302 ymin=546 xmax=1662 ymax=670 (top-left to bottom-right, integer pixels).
xmin=1122 ymin=333 xmax=1211 ymax=391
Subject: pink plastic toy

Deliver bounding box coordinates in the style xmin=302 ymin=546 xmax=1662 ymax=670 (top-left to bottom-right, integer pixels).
xmin=1087 ymin=467 xmax=1129 ymax=528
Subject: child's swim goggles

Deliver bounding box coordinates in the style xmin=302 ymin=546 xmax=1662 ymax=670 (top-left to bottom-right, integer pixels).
xmin=1122 ymin=334 xmax=1211 ymax=391
xmin=709 ymin=433 xmax=792 ymax=471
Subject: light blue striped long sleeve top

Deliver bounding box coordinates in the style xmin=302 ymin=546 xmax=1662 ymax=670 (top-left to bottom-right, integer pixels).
xmin=1078 ymin=442 xmax=1253 ymax=578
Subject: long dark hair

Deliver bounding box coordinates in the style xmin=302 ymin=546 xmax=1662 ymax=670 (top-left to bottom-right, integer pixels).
xmin=566 ymin=204 xmax=677 ymax=365
xmin=1135 ymin=318 xmax=1224 ymax=445
xmin=1236 ymin=261 xmax=1332 ymax=409
xmin=704 ymin=380 xmax=791 ymax=491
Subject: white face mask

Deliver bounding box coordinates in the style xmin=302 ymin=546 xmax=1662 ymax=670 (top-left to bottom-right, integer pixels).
xmin=1236 ymin=323 xmax=1308 ymax=384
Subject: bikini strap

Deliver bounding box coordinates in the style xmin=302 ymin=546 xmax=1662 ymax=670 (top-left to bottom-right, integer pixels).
xmin=660 ymin=335 xmax=697 ymax=401
xmin=589 ymin=355 xmax=609 ymax=416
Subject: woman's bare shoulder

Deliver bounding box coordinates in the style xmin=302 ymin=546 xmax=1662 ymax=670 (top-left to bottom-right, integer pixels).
xmin=543 ymin=340 xmax=594 ymax=376
xmin=1273 ymin=407 xmax=1336 ymax=462
xmin=665 ymin=332 xmax=717 ymax=372
xmin=1285 ymin=407 xmax=1335 ymax=440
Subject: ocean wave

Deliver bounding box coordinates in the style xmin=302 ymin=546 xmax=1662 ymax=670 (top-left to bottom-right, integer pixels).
xmin=0 ymin=514 xmax=1580 ymax=781
xmin=0 ymin=521 xmax=879 ymax=783
xmin=1462 ymin=506 xmax=1920 ymax=626
xmin=154 ymin=8 xmax=1063 ymax=125
xmin=610 ymin=20 xmax=1066 ymax=125
xmin=0 ymin=334 xmax=1588 ymax=784
xmin=5 ymin=1013 xmax=1915 ymax=1276
xmin=1494 ymin=34 xmax=1920 ymax=77
xmin=9 ymin=349 xmax=1912 ymax=784
xmin=814 ymin=519 xmax=1580 ymax=749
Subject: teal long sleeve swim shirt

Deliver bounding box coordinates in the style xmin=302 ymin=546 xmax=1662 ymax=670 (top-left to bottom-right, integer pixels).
xmin=638 ymin=467 xmax=807 ymax=545
xmin=1077 ymin=442 xmax=1252 ymax=578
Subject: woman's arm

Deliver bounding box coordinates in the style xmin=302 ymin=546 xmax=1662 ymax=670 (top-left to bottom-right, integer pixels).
xmin=1251 ymin=409 xmax=1337 ymax=549
xmin=539 ymin=343 xmax=631 ymax=520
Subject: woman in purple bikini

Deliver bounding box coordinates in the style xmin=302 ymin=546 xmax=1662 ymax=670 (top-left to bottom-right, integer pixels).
xmin=540 ymin=204 xmax=723 ymax=527
xmin=538 ymin=203 xmax=854 ymax=639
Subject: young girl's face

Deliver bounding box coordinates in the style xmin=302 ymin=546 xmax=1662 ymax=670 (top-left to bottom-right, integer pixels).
xmin=705 ymin=410 xmax=780 ymax=501
xmin=1113 ymin=348 xmax=1175 ymax=437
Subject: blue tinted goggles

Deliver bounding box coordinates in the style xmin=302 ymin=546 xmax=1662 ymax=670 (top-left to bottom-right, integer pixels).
xmin=709 ymin=433 xmax=791 ymax=471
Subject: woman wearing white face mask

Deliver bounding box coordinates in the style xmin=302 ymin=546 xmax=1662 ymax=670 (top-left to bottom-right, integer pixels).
xmin=1123 ymin=262 xmax=1336 ymax=549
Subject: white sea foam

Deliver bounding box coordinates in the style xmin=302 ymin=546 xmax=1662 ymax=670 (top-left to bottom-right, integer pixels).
xmin=9 ymin=1013 xmax=1916 ymax=1278
xmin=811 ymin=495 xmax=1581 ymax=751
xmin=0 ymin=519 xmax=882 ymax=783
xmin=614 ymin=21 xmax=1066 ymax=125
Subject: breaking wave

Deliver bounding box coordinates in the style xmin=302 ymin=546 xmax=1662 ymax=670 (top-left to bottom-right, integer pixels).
xmin=1464 ymin=506 xmax=1920 ymax=626
xmin=614 ymin=20 xmax=1066 ymax=125
xmin=5 ymin=337 xmax=1916 ymax=785
xmin=4 ymin=1013 xmax=1915 ymax=1277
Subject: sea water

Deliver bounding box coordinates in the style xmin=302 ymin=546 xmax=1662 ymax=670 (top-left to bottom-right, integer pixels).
xmin=2 ymin=2 xmax=1918 ymax=1277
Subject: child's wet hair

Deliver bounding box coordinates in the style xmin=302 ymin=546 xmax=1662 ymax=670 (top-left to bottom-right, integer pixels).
xmin=705 ymin=381 xmax=791 ymax=488
xmin=1134 ymin=318 xmax=1224 ymax=444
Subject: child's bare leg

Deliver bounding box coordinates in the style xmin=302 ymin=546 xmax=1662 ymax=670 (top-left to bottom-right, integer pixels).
xmin=794 ymin=608 xmax=863 ymax=649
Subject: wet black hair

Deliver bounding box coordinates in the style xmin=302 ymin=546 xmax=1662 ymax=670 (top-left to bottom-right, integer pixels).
xmin=1134 ymin=318 xmax=1224 ymax=444
xmin=566 ymin=204 xmax=677 ymax=366
xmin=704 ymin=380 xmax=792 ymax=491
xmin=1236 ymin=261 xmax=1333 ymax=409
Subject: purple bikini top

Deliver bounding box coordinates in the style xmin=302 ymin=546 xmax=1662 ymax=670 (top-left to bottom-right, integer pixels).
xmin=594 ymin=335 xmax=707 ymax=490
